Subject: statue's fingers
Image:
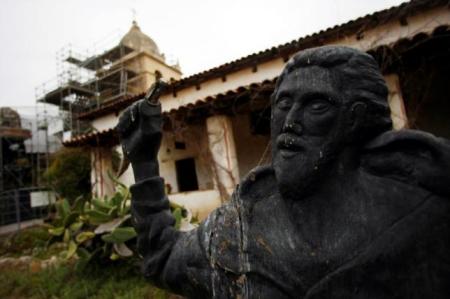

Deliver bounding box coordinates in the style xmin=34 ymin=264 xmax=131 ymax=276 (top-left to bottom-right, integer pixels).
xmin=139 ymin=100 xmax=161 ymax=118
xmin=115 ymin=109 xmax=133 ymax=137
xmin=116 ymin=102 xmax=140 ymax=137
xmin=130 ymin=101 xmax=140 ymax=123
xmin=139 ymin=101 xmax=163 ymax=134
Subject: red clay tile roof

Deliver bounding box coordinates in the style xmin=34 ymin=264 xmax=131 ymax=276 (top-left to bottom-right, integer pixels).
xmin=66 ymin=20 xmax=450 ymax=147
xmin=166 ymin=78 xmax=276 ymax=114
xmin=78 ymin=92 xmax=145 ymax=120
xmin=77 ymin=0 xmax=448 ymax=121
xmin=63 ymin=128 xmax=119 ymax=147
xmin=168 ymin=0 xmax=447 ymax=90
xmin=64 ymin=79 xmax=277 ymax=146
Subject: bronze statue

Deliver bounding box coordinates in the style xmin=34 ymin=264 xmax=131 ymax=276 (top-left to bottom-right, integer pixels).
xmin=117 ymin=46 xmax=450 ymax=298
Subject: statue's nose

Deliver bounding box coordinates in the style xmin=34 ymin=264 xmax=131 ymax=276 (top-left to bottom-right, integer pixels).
xmin=283 ymin=121 xmax=303 ymax=135
xmin=283 ymin=105 xmax=303 ymax=135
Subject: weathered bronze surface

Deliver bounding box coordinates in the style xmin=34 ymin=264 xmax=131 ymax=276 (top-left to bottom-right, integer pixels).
xmin=117 ymin=46 xmax=450 ymax=298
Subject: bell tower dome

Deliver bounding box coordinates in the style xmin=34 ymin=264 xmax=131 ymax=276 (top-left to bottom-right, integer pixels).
xmin=120 ymin=21 xmax=162 ymax=59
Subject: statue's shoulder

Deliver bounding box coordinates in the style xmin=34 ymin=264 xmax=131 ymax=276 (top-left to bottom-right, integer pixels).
xmin=362 ymin=129 xmax=450 ymax=198
xmin=238 ymin=165 xmax=277 ymax=201
xmin=364 ymin=129 xmax=450 ymax=149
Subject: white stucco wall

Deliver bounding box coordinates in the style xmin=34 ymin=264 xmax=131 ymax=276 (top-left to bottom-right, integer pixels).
xmin=385 ymin=73 xmax=408 ymax=130
xmin=331 ymin=7 xmax=450 ymax=51
xmin=168 ymin=189 xmax=222 ymax=220
xmin=91 ymin=147 xmax=115 ymax=197
xmin=92 ymin=113 xmax=118 ymax=132
xmin=158 ymin=123 xmax=214 ymax=193
xmin=160 ymin=58 xmax=285 ymax=113
xmin=206 ymin=115 xmax=240 ymax=197
xmin=232 ymin=114 xmax=271 ymax=179
xmin=115 ymin=145 xmax=135 ymax=187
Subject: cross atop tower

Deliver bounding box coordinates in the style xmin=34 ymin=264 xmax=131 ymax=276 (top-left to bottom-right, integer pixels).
xmin=131 ymin=8 xmax=137 ymax=25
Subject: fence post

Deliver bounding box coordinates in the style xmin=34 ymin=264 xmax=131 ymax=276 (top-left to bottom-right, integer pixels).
xmin=14 ymin=190 xmax=21 ymax=232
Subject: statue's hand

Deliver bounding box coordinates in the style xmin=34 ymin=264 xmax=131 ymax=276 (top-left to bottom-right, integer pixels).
xmin=116 ymin=100 xmax=162 ymax=164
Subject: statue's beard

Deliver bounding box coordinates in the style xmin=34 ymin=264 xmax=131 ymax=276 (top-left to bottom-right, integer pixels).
xmin=273 ymin=143 xmax=339 ymax=201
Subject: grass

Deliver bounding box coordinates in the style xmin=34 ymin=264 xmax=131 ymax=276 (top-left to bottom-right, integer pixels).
xmin=0 ymin=226 xmax=50 ymax=257
xmin=0 ymin=227 xmax=182 ymax=299
xmin=0 ymin=260 xmax=173 ymax=299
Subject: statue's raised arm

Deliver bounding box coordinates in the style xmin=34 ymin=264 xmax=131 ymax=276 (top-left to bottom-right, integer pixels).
xmin=115 ymin=82 xmax=216 ymax=297
xmin=116 ymin=80 xmax=167 ymax=181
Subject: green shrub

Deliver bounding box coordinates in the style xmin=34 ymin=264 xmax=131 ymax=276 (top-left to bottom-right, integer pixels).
xmin=46 ymin=177 xmax=197 ymax=271
xmin=44 ymin=147 xmax=91 ymax=201
xmin=47 ymin=183 xmax=136 ymax=267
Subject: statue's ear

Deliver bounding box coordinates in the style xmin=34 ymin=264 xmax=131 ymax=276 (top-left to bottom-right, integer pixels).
xmin=362 ymin=130 xmax=450 ymax=197
xmin=347 ymin=101 xmax=367 ymax=140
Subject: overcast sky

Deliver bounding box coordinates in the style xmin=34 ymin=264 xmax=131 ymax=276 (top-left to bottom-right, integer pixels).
xmin=0 ymin=0 xmax=407 ymax=112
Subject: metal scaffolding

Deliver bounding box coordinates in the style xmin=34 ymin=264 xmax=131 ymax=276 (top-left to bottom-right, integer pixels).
xmin=34 ymin=33 xmax=141 ymax=140
xmin=0 ymin=106 xmax=52 ymax=228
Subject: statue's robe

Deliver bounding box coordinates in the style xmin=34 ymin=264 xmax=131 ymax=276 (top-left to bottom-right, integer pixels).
xmin=130 ymin=130 xmax=450 ymax=298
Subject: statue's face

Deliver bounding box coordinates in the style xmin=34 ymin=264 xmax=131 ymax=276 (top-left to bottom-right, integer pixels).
xmin=271 ymin=66 xmax=346 ymax=199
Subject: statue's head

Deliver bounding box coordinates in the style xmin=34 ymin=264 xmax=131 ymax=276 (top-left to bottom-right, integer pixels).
xmin=271 ymin=46 xmax=392 ymax=199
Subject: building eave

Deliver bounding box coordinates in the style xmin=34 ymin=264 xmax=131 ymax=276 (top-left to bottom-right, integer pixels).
xmin=167 ymin=0 xmax=448 ymax=90
xmin=64 ymin=78 xmax=277 ymax=147
xmin=77 ymin=0 xmax=449 ymax=121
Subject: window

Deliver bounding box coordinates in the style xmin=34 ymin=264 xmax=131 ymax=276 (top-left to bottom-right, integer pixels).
xmin=155 ymin=70 xmax=162 ymax=80
xmin=175 ymin=158 xmax=199 ymax=192
xmin=250 ymin=109 xmax=271 ymax=135
xmin=174 ymin=141 xmax=186 ymax=150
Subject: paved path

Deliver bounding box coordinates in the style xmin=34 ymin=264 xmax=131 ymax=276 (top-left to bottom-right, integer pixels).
xmin=0 ymin=219 xmax=43 ymax=235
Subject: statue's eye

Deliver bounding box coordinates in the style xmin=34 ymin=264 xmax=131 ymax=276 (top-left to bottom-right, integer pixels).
xmin=276 ymin=97 xmax=292 ymax=110
xmin=305 ymin=99 xmax=331 ymax=114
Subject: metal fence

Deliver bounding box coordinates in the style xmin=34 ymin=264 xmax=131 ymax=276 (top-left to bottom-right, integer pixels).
xmin=0 ymin=188 xmax=49 ymax=228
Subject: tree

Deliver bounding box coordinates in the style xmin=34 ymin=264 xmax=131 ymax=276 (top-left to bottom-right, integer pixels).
xmin=45 ymin=147 xmax=91 ymax=201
